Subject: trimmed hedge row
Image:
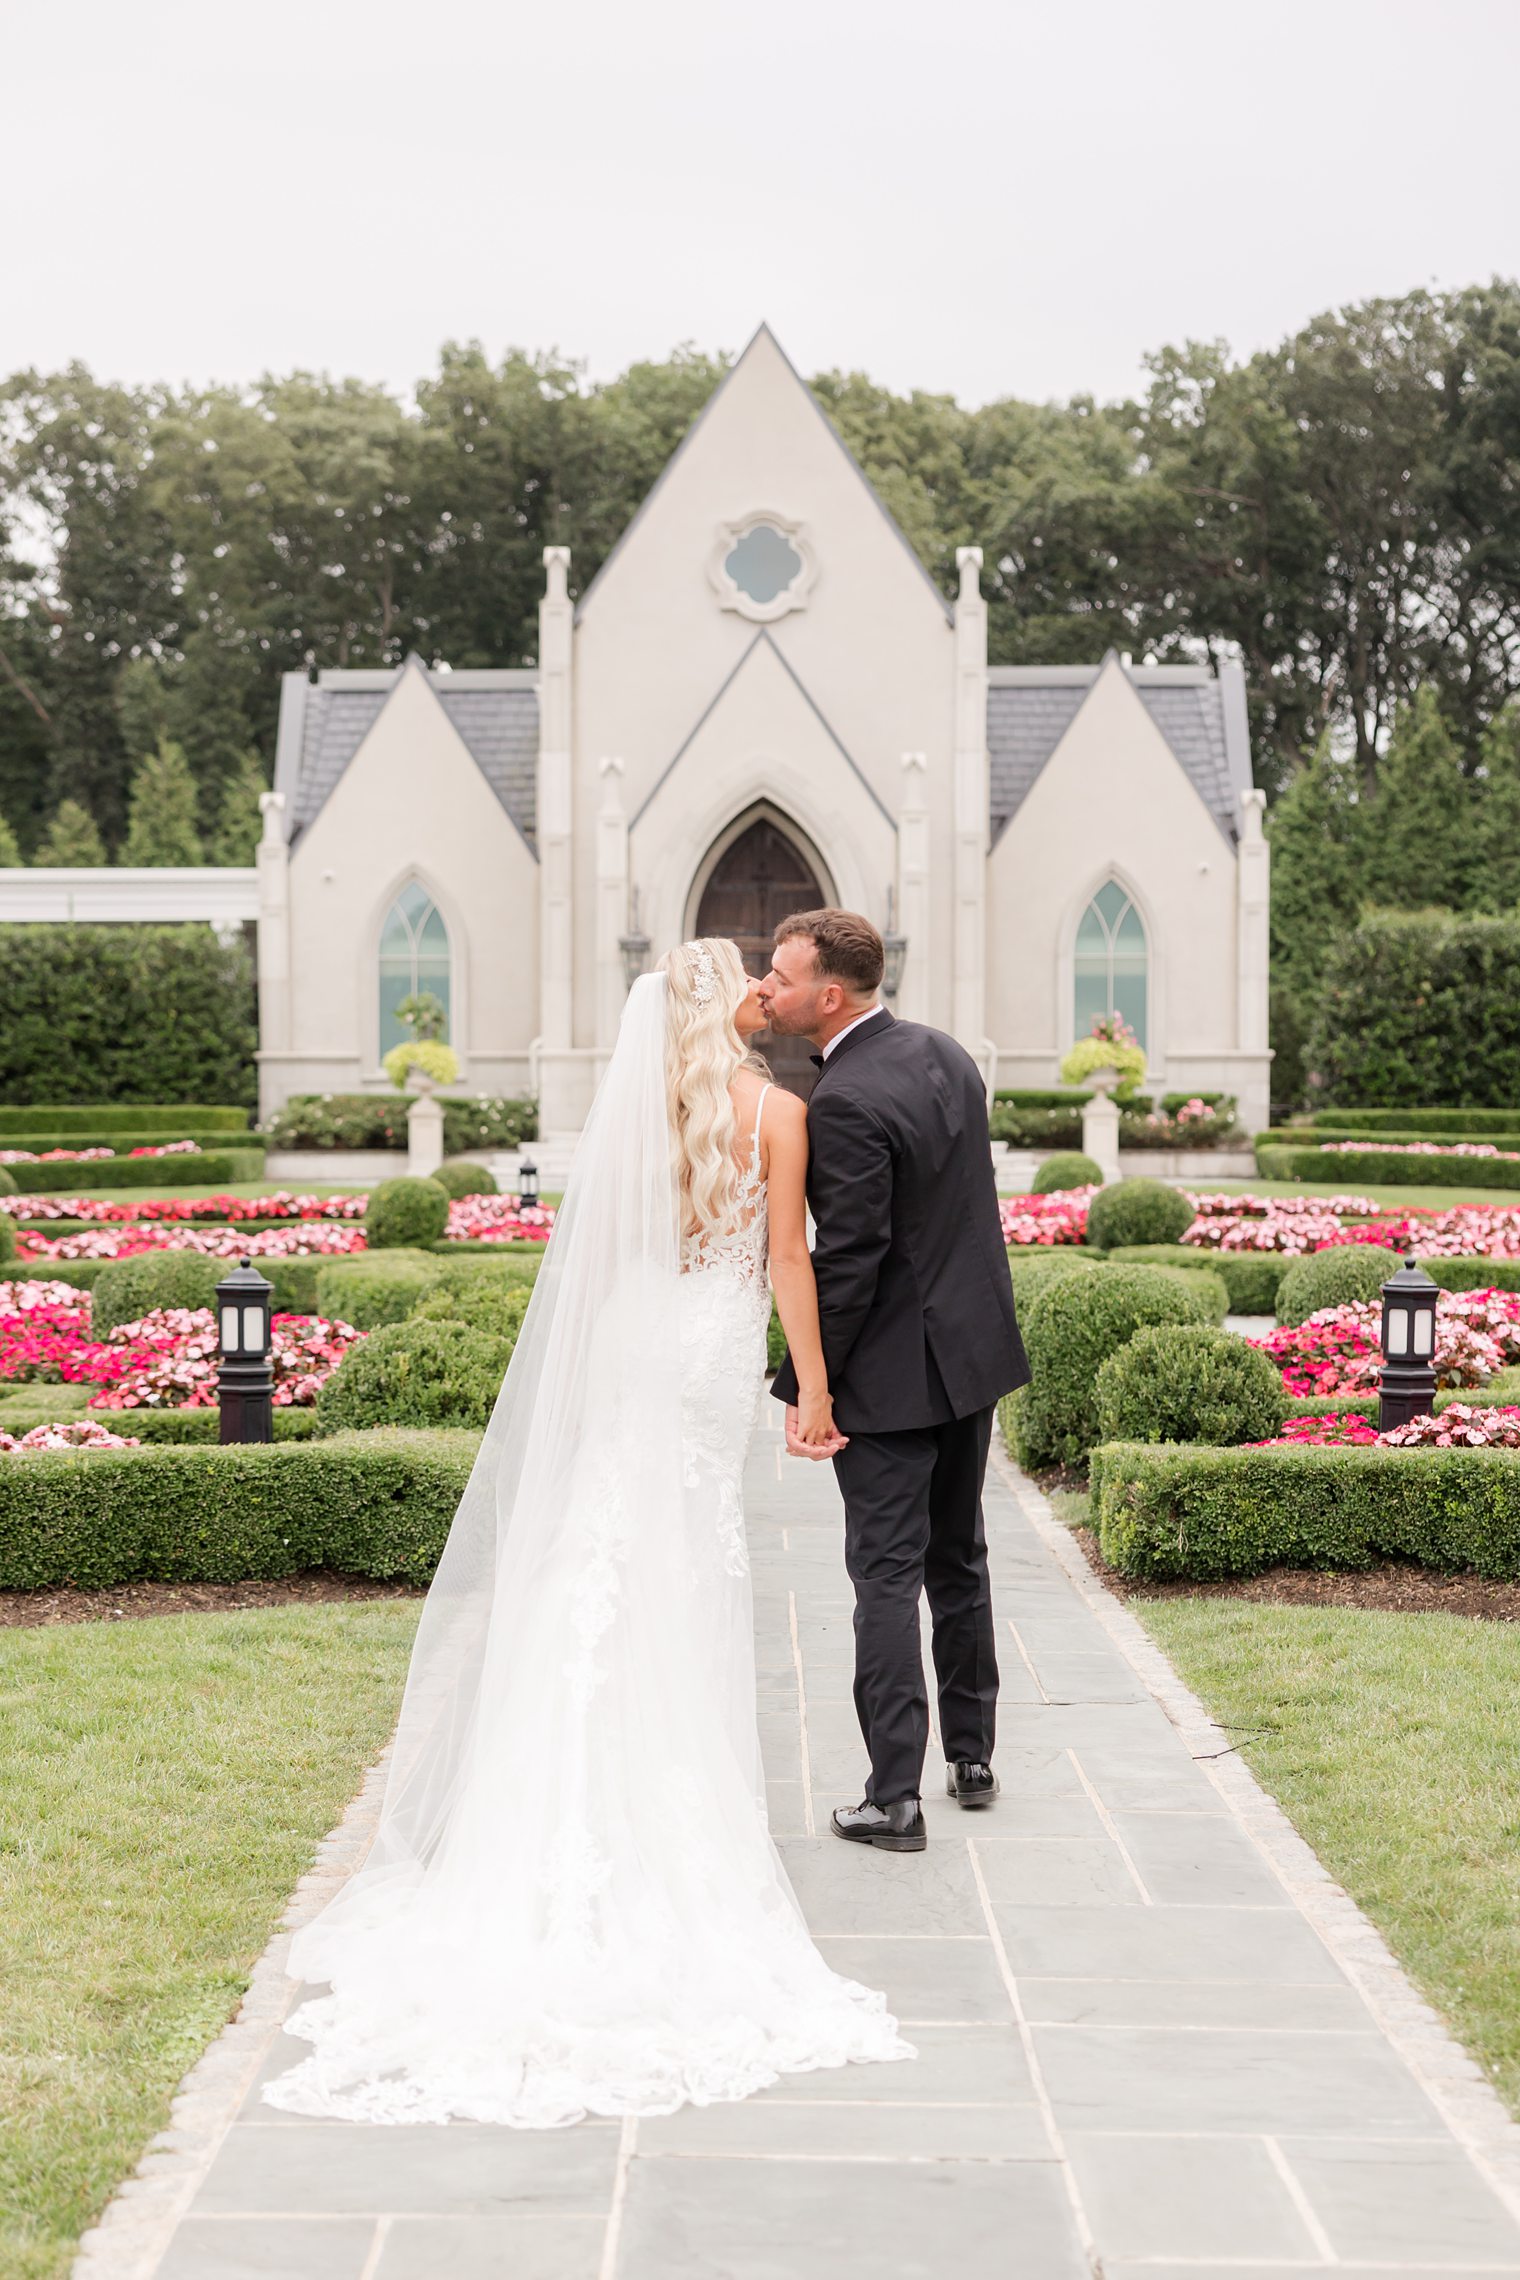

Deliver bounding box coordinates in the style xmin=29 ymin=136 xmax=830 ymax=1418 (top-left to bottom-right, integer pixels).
xmin=1102 ymin=1245 xmax=1292 ymax=1316
xmin=1313 ymin=1107 xmax=1520 ymax=1134
xmin=0 ymin=1430 xmax=477 ymax=1589
xmin=3 ymin=1254 xmax=329 ymax=1315
xmin=0 ymin=924 xmax=258 ymax=1107
xmin=1090 ymin=1439 xmax=1520 ymax=1580
xmin=5 ymin=1149 xmax=265 ymax=1194
xmin=0 ymin=1104 xmax=251 ymax=1135
xmin=119 ymin=1408 xmax=320 ymax=1443
xmin=1257 ymin=1144 xmax=1520 ymax=1190
xmin=1266 ymin=1124 xmax=1520 ymax=1153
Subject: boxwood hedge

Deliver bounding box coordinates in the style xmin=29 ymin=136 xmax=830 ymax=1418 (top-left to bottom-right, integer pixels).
xmin=0 ymin=1104 xmax=251 ymax=1134
xmin=4 ymin=1149 xmax=265 ymax=1193
xmin=1090 ymin=1439 xmax=1520 ymax=1581
xmin=1085 ymin=1178 xmax=1194 ymax=1250
xmin=1275 ymin=1245 xmax=1402 ymax=1326
xmin=1101 ymin=1245 xmax=1291 ymax=1316
xmin=1010 ymin=1264 xmax=1212 ymax=1471
xmin=1257 ymin=1144 xmax=1520 ymax=1190
xmin=1095 ymin=1326 xmax=1287 ymax=1449
xmin=0 ymin=1430 xmax=476 ymax=1590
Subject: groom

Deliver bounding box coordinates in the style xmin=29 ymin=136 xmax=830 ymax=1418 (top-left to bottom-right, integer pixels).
xmin=762 ymin=910 xmax=1029 ymax=1853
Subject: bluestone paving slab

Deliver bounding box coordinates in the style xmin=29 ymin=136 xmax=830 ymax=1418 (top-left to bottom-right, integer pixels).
xmin=615 ymin=2155 xmax=1088 ymax=2280
xmin=99 ymin=1424 xmax=1520 ymax=2280
xmin=155 ymin=2218 xmax=375 ymax=2280
xmin=373 ymin=2213 xmax=604 ymax=2278
xmin=1032 ymin=2021 xmax=1444 ymax=2135
xmin=1280 ymin=2135 xmax=1520 ymax=2262
xmin=1064 ymin=2131 xmax=1319 ymax=2261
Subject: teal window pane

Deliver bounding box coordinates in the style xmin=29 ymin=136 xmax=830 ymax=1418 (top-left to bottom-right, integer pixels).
xmin=377 ymin=883 xmax=451 ymax=1056
xmin=725 ymin=522 xmax=803 ymax=605
xmin=1072 ymin=881 xmax=1147 ymax=1052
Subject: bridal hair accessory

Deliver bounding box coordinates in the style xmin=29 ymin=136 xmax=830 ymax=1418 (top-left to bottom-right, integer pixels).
xmin=687 ymin=942 xmax=716 ymax=1008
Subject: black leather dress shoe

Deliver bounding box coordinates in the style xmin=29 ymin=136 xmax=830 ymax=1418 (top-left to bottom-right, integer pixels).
xmin=946 ymin=1760 xmax=999 ymax=1808
xmin=831 ymin=1798 xmax=927 ymax=1852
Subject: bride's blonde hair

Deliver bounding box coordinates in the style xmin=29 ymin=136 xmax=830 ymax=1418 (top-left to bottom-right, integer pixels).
xmin=660 ymin=937 xmax=758 ymax=1235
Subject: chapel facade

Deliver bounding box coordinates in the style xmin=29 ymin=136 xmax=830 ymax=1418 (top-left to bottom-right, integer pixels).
xmin=254 ymin=325 xmax=1271 ymax=1134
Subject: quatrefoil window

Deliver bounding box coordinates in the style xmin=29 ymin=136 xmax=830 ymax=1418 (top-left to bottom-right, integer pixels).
xmin=707 ymin=513 xmax=816 ymax=622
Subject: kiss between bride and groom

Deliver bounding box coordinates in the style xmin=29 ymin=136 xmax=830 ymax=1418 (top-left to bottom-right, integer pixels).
xmin=264 ymin=907 xmax=1029 ymax=2130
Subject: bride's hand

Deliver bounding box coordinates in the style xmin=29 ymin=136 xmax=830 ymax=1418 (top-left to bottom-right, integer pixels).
xmin=798 ymin=1388 xmax=842 ymax=1450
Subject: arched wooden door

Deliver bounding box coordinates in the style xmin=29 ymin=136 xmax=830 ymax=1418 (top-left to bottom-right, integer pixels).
xmin=694 ymin=817 xmax=826 ymax=1099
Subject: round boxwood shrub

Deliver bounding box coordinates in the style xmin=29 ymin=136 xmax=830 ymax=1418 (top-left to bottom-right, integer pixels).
xmin=1085 ymin=1176 xmax=1193 ymax=1251
xmin=1094 ymin=1324 xmax=1288 ymax=1448
xmin=0 ymin=1165 xmax=16 ymax=1196
xmin=415 ymin=1278 xmax=532 ymax=1339
xmin=1275 ymin=1244 xmax=1403 ymax=1327
xmin=1013 ymin=1264 xmax=1211 ymax=1471
xmin=0 ymin=1211 xmax=13 ymax=1266
xmin=315 ymin=1318 xmax=512 ymax=1432
xmin=1032 ymin=1152 xmax=1102 ymax=1194
xmin=93 ymin=1251 xmax=221 ymax=1336
xmin=1008 ymin=1250 xmax=1103 ymax=1315
xmin=364 ymin=1176 xmax=450 ymax=1250
xmin=432 ymin=1158 xmax=499 ymax=1200
xmin=1148 ymin=1262 xmax=1229 ymax=1326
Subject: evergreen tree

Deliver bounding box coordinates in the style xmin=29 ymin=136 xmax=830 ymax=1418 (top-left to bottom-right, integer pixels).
xmin=115 ymin=655 xmax=170 ymax=765
xmin=1358 ymin=686 xmax=1473 ymax=911
xmin=0 ymin=807 xmax=21 ymax=865
xmin=1471 ymin=705 xmax=1520 ymax=913
xmin=121 ymin=737 xmax=204 ymax=866
xmin=33 ymin=798 xmax=107 ymax=866
xmin=1267 ymin=733 xmax=1364 ymax=1108
xmin=205 ymin=749 xmax=268 ymax=866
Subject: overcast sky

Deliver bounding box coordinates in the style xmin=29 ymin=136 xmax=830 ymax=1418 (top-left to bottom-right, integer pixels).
xmin=9 ymin=0 xmax=1519 ymax=409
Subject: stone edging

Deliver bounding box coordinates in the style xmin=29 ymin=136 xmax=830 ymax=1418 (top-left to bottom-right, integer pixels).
xmin=71 ymin=1752 xmax=393 ymax=2280
xmin=994 ymin=1442 xmax=1520 ymax=2222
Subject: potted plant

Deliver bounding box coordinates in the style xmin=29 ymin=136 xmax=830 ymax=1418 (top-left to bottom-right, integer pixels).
xmin=1059 ymin=1014 xmax=1146 ymax=1099
xmin=383 ymin=991 xmax=459 ymax=1095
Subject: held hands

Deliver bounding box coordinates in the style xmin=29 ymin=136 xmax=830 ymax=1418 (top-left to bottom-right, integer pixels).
xmin=785 ymin=1393 xmax=849 ymax=1462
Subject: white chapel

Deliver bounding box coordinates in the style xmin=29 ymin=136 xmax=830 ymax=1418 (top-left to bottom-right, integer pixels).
xmin=169 ymin=324 xmax=1273 ymax=1133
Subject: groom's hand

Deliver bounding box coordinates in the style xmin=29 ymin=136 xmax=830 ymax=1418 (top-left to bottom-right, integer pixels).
xmin=785 ymin=1404 xmax=848 ymax=1461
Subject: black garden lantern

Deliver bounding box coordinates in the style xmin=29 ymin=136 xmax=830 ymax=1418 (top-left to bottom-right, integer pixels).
xmin=1377 ymin=1253 xmax=1439 ymax=1433
xmin=518 ymin=1157 xmax=540 ymax=1209
xmin=619 ymin=887 xmax=651 ymax=991
xmin=216 ymin=1256 xmax=275 ymax=1444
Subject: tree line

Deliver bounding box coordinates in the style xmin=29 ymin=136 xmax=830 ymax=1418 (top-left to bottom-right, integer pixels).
xmin=2 ymin=282 xmax=1520 ymax=861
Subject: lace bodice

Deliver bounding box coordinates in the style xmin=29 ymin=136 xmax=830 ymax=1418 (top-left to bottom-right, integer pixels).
xmin=679 ymin=1082 xmax=770 ymax=1289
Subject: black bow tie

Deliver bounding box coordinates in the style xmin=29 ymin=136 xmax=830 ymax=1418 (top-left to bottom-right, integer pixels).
xmin=810 ymin=1052 xmax=825 ymax=1069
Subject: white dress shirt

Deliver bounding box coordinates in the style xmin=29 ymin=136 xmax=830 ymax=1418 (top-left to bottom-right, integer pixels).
xmin=821 ymin=1004 xmax=887 ymax=1061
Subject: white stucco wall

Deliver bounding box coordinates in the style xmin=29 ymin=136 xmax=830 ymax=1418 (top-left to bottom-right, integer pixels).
xmin=262 ymin=663 xmax=538 ymax=1111
xmin=986 ymin=657 xmax=1270 ymax=1124
xmin=569 ymin=326 xmax=957 ymax=1040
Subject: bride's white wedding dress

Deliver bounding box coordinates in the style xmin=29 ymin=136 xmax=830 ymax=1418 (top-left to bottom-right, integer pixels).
xmin=264 ymin=979 xmax=910 ymax=2129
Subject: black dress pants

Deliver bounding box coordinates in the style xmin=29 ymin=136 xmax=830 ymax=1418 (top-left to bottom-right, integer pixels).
xmin=830 ymin=1405 xmax=999 ymax=1806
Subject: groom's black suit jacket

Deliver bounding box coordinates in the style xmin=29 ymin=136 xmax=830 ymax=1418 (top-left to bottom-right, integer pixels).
xmin=770 ymin=1009 xmax=1029 ymax=1435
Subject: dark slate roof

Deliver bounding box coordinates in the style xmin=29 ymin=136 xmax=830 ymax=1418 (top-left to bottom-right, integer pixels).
xmin=274 ymin=662 xmax=538 ymax=852
xmin=987 ymin=659 xmax=1252 ymax=845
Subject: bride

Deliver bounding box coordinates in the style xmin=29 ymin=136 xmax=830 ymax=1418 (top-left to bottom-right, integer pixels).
xmin=264 ymin=938 xmax=912 ymax=2129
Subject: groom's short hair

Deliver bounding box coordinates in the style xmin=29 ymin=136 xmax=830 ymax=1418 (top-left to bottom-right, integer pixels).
xmin=774 ymin=909 xmax=885 ymax=997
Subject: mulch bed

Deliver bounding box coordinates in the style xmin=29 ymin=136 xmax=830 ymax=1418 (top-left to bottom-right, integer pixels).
xmin=0 ymin=1573 xmax=425 ymax=1630
xmin=1072 ymin=1525 xmax=1520 ymax=1622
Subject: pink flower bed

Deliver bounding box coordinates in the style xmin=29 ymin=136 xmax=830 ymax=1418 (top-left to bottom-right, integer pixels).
xmin=0 ymin=1419 xmax=143 ymax=1454
xmin=1000 ymin=1188 xmax=1096 ymax=1247
xmin=444 ymin=1196 xmax=557 ymax=1244
xmin=0 ymin=1139 xmax=205 ymax=1165
xmin=1360 ymin=1206 xmax=1520 ymax=1259
xmin=1251 ymin=1403 xmax=1520 ymax=1450
xmin=17 ymin=1225 xmax=369 ymax=1266
xmin=1252 ymin=1287 xmax=1520 ymax=1397
xmin=1321 ymin=1139 xmax=1520 ymax=1161
xmin=88 ymin=1307 xmax=364 ymax=1410
xmin=1258 ymin=1410 xmax=1380 ymax=1447
xmin=0 ymin=1190 xmax=370 ymax=1226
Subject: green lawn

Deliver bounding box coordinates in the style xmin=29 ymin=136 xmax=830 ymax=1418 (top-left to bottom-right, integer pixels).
xmin=1136 ymin=1596 xmax=1520 ymax=2117
xmin=1213 ymin=1175 xmax=1518 ymax=1213
xmin=0 ymin=1604 xmax=418 ymax=2280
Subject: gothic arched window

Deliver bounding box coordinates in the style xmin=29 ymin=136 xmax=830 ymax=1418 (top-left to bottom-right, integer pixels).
xmin=378 ymin=882 xmax=450 ymax=1054
xmin=1074 ymin=880 xmax=1147 ymax=1051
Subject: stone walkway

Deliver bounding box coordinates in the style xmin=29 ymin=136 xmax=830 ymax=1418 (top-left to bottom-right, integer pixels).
xmin=93 ymin=1407 xmax=1520 ymax=2280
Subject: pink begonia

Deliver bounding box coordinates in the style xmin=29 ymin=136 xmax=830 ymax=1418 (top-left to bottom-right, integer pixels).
xmin=1379 ymin=1404 xmax=1520 ymax=1448
xmin=88 ymin=1306 xmax=364 ymax=1410
xmin=1320 ymin=1139 xmax=1519 ymax=1161
xmin=0 ymin=1280 xmax=83 ymax=1311
xmin=0 ymin=1189 xmax=372 ymax=1226
xmin=0 ymin=1146 xmax=115 ymax=1165
xmin=443 ymin=1195 xmax=557 ymax=1244
xmin=17 ymin=1224 xmax=369 ymax=1265
xmin=1252 ymin=1287 xmax=1520 ymax=1397
xmin=1251 ymin=1410 xmax=1380 ymax=1447
xmin=1000 ymin=1188 xmax=1096 ymax=1247
xmin=0 ymin=1418 xmax=143 ymax=1453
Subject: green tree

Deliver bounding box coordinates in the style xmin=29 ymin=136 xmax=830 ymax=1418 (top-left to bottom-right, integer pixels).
xmin=115 ymin=654 xmax=170 ymax=764
xmin=121 ymin=738 xmax=204 ymax=866
xmin=1359 ymin=687 xmax=1473 ymax=911
xmin=1267 ymin=734 xmax=1365 ymax=1105
xmin=1472 ymin=706 xmax=1520 ymax=912
xmin=205 ymin=749 xmax=268 ymax=866
xmin=0 ymin=807 xmax=22 ymax=865
xmin=34 ymin=798 xmax=107 ymax=866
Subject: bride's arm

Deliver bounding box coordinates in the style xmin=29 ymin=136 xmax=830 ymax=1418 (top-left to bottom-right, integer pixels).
xmin=763 ymin=1090 xmax=844 ymax=1452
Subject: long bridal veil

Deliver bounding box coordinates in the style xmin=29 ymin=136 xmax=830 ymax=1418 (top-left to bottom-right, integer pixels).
xmin=267 ymin=969 xmax=908 ymax=2128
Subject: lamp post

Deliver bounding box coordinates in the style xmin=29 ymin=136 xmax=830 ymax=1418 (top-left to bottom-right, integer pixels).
xmin=1377 ymin=1253 xmax=1439 ymax=1433
xmin=518 ymin=1157 xmax=540 ymax=1209
xmin=216 ymin=1256 xmax=275 ymax=1444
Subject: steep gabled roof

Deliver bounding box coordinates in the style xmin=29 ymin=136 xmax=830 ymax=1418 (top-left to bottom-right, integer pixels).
xmin=273 ymin=658 xmax=539 ymax=852
xmin=573 ymin=323 xmax=953 ymax=627
xmin=987 ymin=656 xmax=1253 ymax=845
